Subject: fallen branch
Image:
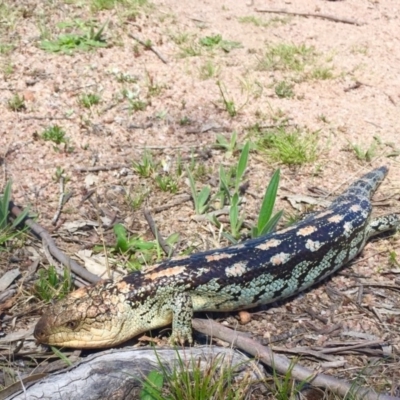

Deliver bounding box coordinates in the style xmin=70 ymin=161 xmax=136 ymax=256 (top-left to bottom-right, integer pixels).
xmin=128 ymin=33 xmax=168 ymax=64
xmin=192 ymin=319 xmax=398 ymax=400
xmin=74 ymin=164 xmax=130 ymax=172
xmin=151 ymin=194 xmax=192 ymax=213
xmin=9 ymin=202 xmax=101 ymax=285
xmin=255 ymin=8 xmax=364 ymax=26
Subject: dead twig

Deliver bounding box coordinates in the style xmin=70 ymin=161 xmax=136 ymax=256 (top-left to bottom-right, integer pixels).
xmin=143 ymin=208 xmax=174 ymax=256
xmin=152 ymin=194 xmax=191 ymax=213
xmin=319 ymin=340 xmax=386 ymax=354
xmin=192 ymin=318 xmax=398 ymax=400
xmin=51 ymin=176 xmax=65 ymax=226
xmin=75 ymin=164 xmax=130 ymax=172
xmin=9 ymin=201 xmax=101 ymax=284
xmin=128 ymin=33 xmax=168 ymax=64
xmin=255 ymin=8 xmax=364 ymax=26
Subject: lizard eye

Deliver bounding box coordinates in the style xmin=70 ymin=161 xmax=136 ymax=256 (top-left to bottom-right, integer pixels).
xmin=65 ymin=320 xmax=79 ymax=330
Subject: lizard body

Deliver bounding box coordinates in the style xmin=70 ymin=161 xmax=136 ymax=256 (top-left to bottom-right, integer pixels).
xmin=34 ymin=166 xmax=399 ymax=348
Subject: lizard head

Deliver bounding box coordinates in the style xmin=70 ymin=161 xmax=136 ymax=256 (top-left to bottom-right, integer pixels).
xmin=34 ymin=282 xmax=137 ymax=348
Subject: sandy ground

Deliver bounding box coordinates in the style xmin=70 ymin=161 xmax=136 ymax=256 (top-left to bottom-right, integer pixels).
xmin=1 ymin=0 xmax=400 ymax=397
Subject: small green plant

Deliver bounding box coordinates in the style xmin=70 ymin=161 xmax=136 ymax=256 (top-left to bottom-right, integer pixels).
xmin=145 ymin=71 xmax=165 ymax=97
xmin=270 ymin=358 xmax=309 ymax=400
xmin=0 ymin=43 xmax=14 ymax=55
xmin=79 ymin=93 xmax=101 ymax=108
xmin=113 ymin=223 xmax=178 ymax=269
xmin=113 ymin=70 xmax=138 ymax=83
xmin=113 ymin=223 xmax=157 ymax=269
xmin=133 ymin=151 xmax=157 ymax=178
xmin=41 ymin=125 xmax=67 ymax=145
xmin=129 ymin=99 xmax=147 ymax=112
xmin=140 ymin=351 xmax=251 ymax=400
xmin=140 ymin=370 xmax=164 ymax=400
xmin=350 ymin=139 xmax=379 ymax=162
xmin=238 ymin=15 xmax=265 ymax=27
xmin=169 ymin=31 xmax=190 ymax=45
xmin=251 ymin=169 xmax=283 ymax=238
xmin=199 ymin=59 xmax=220 ymax=80
xmin=257 ymin=126 xmax=318 ymax=165
xmin=217 ymin=81 xmax=236 ymax=117
xmin=199 ymin=34 xmax=242 ymax=53
xmin=155 ymin=175 xmax=179 ymax=193
xmin=274 ymin=80 xmax=294 ymax=98
xmin=187 ymin=167 xmax=211 ymax=215
xmin=7 ymin=93 xmax=25 ymax=111
xmin=0 ymin=181 xmax=29 ymax=247
xmin=40 ymin=22 xmax=107 ymax=54
xmin=114 ymin=223 xmax=155 ymax=254
xmin=258 ymin=43 xmax=315 ymax=72
xmin=178 ymin=38 xmax=202 ymax=58
xmin=238 ymin=15 xmax=288 ymax=28
xmin=2 ymin=61 xmax=15 ymax=78
xmin=34 ymin=266 xmax=72 ymax=302
xmin=310 ymin=66 xmax=334 ymax=80
xmin=317 ymin=114 xmax=329 ymax=123
xmin=179 ymin=116 xmax=191 ymax=126
xmin=214 ymin=131 xmax=239 ymax=156
xmin=388 ymin=251 xmax=399 ymax=268
xmin=127 ymin=188 xmax=149 ymax=210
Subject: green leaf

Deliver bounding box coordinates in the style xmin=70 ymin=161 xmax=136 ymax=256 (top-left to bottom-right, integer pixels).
xmin=140 ymin=370 xmax=164 ymax=400
xmin=229 ymin=193 xmax=239 ymax=229
xmin=128 ymin=239 xmax=155 ymax=251
xmin=259 ymin=210 xmax=283 ymax=236
xmin=0 ymin=181 xmax=11 ymax=229
xmin=235 ymin=141 xmax=249 ymax=190
xmin=197 ymin=186 xmax=211 ymax=212
xmin=165 ymin=232 xmax=180 ymax=246
xmin=215 ymin=133 xmax=229 ymax=148
xmin=113 ymin=223 xmax=129 ymax=252
xmin=219 ymin=165 xmax=231 ymax=202
xmin=257 ymin=169 xmax=280 ymax=234
xmin=51 ymin=346 xmax=73 ymax=366
xmin=221 ymin=231 xmax=237 ymax=244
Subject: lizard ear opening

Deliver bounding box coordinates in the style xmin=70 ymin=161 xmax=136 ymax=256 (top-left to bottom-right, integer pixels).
xmin=65 ymin=320 xmax=79 ymax=330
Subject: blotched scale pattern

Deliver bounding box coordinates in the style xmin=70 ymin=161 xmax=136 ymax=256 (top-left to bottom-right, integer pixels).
xmin=33 ymin=166 xmax=400 ymax=348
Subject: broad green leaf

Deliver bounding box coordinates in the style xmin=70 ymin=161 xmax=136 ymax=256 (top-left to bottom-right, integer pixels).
xmin=140 ymin=370 xmax=164 ymax=400
xmin=229 ymin=193 xmax=239 ymax=229
xmin=165 ymin=232 xmax=180 ymax=246
xmin=219 ymin=165 xmax=231 ymax=202
xmin=257 ymin=169 xmax=280 ymax=234
xmin=113 ymin=223 xmax=129 ymax=252
xmin=235 ymin=141 xmax=249 ymax=190
xmin=259 ymin=210 xmax=283 ymax=236
xmin=0 ymin=181 xmax=11 ymax=229
xmin=198 ymin=186 xmax=211 ymax=211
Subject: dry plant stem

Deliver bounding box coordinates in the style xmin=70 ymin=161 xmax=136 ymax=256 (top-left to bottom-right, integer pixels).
xmin=152 ymin=194 xmax=192 ymax=213
xmin=143 ymin=208 xmax=173 ymax=256
xmin=255 ymin=8 xmax=364 ymax=26
xmin=51 ymin=176 xmax=65 ymax=226
xmin=74 ymin=164 xmax=130 ymax=172
xmin=0 ymin=373 xmax=48 ymax=400
xmin=9 ymin=202 xmax=101 ymax=284
xmin=127 ymin=33 xmax=168 ymax=64
xmin=192 ymin=319 xmax=399 ymax=400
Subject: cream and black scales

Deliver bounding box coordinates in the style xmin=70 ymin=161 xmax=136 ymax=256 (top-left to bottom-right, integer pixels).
xmin=34 ymin=166 xmax=400 ymax=348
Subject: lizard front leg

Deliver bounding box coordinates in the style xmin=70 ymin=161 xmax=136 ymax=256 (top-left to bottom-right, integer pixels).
xmin=161 ymin=292 xmax=194 ymax=345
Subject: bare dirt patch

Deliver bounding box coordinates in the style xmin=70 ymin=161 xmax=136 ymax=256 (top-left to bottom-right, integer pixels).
xmin=1 ymin=0 xmax=400 ymax=398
